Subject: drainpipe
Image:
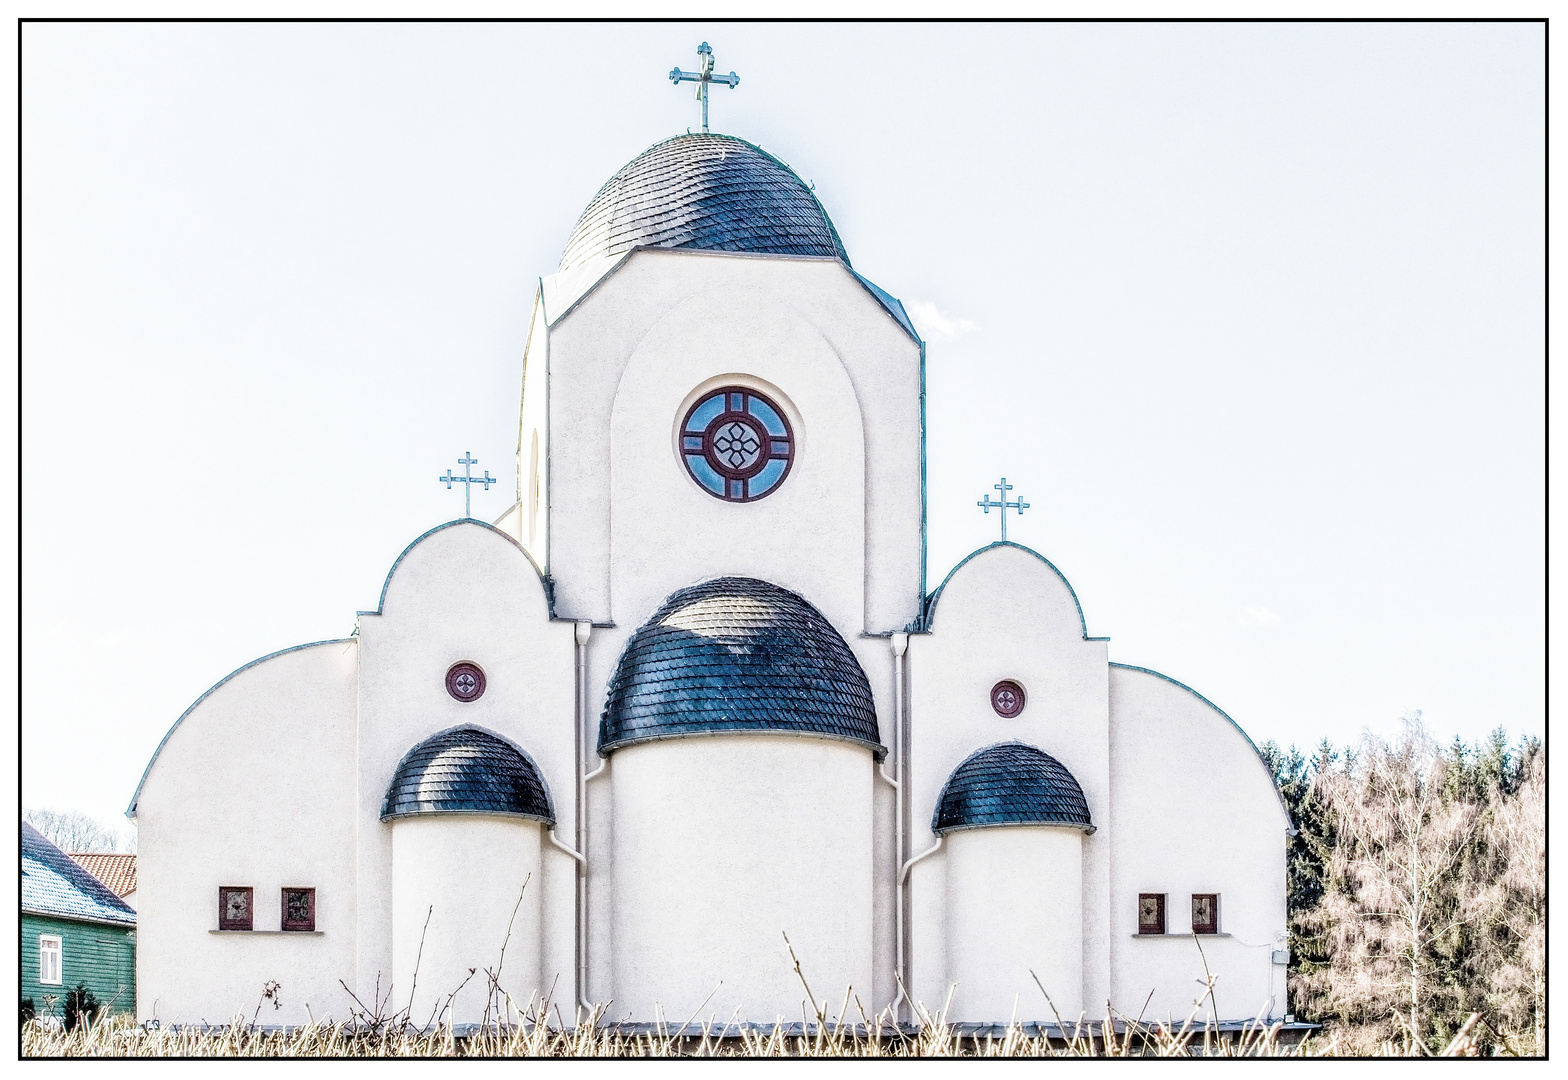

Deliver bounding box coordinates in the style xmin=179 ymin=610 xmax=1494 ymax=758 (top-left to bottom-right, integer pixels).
xmin=573 ymin=620 xmax=593 ymax=1018
xmin=879 ymin=633 xmax=910 ymax=1024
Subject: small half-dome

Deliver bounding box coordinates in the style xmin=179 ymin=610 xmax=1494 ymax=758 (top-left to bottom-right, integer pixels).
xmin=559 ymin=134 xmax=850 ymax=272
xmin=599 ymin=577 xmax=882 ymax=757
xmin=933 ymin=742 xmax=1093 ymax=834
xmin=382 ymin=727 xmax=553 ymax=823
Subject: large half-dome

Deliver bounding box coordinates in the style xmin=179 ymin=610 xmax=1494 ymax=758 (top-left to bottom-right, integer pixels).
xmin=559 ymin=134 xmax=850 ymax=272
xmin=598 ymin=577 xmax=882 ymax=757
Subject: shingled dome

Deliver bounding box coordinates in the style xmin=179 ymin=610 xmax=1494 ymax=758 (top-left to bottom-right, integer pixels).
xmin=933 ymin=742 xmax=1094 ymax=834
xmin=599 ymin=577 xmax=882 ymax=757
xmin=559 ymin=134 xmax=850 ymax=272
xmin=381 ymin=727 xmax=553 ymax=823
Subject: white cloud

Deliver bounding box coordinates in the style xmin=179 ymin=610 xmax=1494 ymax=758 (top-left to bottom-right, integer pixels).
xmin=906 ymin=301 xmax=977 ymax=342
xmin=1239 ymin=604 xmax=1282 ymax=627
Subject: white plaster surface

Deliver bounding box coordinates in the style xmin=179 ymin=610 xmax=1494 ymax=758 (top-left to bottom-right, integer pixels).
xmin=608 ymin=735 xmax=874 ymax=1024
xmin=391 ymin=815 xmax=543 ymax=1026
xmin=353 ymin=521 xmax=577 ymax=1009
xmin=133 ymin=639 xmax=359 ymax=1025
xmin=537 ymin=249 xmax=923 ymax=631
xmin=1107 ymin=664 xmax=1291 ymax=1023
xmin=907 ymin=544 xmax=1110 ymax=1014
xmin=944 ymin=826 xmax=1084 ymax=1023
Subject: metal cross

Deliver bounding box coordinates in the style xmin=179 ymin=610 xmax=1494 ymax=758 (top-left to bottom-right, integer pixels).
xmin=438 ymin=452 xmax=497 ymax=520
xmin=976 ymin=477 xmax=1029 ymax=541
xmin=669 ymin=42 xmax=739 ymax=134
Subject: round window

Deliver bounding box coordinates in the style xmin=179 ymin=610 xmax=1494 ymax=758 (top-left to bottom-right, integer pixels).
xmin=446 ymin=662 xmax=486 ymax=702
xmin=679 ymin=386 xmax=795 ymax=502
xmin=990 ymin=679 xmax=1026 ymax=718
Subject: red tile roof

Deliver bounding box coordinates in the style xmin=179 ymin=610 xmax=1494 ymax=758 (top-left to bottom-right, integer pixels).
xmin=68 ymin=853 xmax=136 ymax=898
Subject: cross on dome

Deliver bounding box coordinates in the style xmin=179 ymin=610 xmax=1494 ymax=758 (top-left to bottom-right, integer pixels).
xmin=977 ymin=477 xmax=1029 ymax=541
xmin=669 ymin=41 xmax=739 ymax=134
xmin=438 ymin=451 xmax=497 ymax=519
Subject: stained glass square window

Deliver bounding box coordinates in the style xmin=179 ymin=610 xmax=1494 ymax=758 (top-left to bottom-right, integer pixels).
xmin=1191 ymin=893 xmax=1218 ymax=935
xmin=1138 ymin=893 xmax=1165 ymax=935
xmin=283 ymin=888 xmax=316 ymax=932
xmin=219 ymin=886 xmax=253 ymax=931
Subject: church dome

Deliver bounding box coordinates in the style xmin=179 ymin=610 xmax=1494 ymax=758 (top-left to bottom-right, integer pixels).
xmin=381 ymin=727 xmax=554 ymax=823
xmin=933 ymin=742 xmax=1093 ymax=834
xmin=558 ymin=134 xmax=850 ymax=272
xmin=599 ymin=577 xmax=882 ymax=757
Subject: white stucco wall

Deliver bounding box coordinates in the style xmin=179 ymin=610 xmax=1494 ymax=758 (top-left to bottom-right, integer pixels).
xmin=907 ymin=543 xmax=1111 ymax=1015
xmin=538 ymin=249 xmax=923 ymax=632
xmin=1107 ymin=664 xmax=1290 ymax=1023
xmin=354 ymin=521 xmax=577 ymax=1009
xmin=608 ymin=735 xmax=875 ymax=1024
xmin=515 ymin=294 xmax=550 ymax=564
xmin=133 ymin=639 xmax=359 ymax=1025
xmin=391 ymin=815 xmax=543 ymax=1027
xmin=944 ymin=826 xmax=1085 ymax=1024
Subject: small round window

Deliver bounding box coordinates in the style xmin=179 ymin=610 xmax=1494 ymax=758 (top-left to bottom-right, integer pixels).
xmin=680 ymin=387 xmax=795 ymax=502
xmin=991 ymin=680 xmax=1026 ymax=718
xmin=447 ymin=662 xmax=486 ymax=702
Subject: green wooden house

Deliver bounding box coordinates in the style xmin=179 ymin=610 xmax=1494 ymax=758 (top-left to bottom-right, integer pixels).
xmin=22 ymin=823 xmax=136 ymax=1022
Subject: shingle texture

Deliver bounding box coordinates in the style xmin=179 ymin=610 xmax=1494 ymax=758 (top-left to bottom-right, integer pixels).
xmin=559 ymin=134 xmax=850 ymax=272
xmin=22 ymin=823 xmax=137 ymax=926
xmin=381 ymin=728 xmax=554 ymax=823
xmin=69 ymin=853 xmax=137 ymax=898
xmin=933 ymin=742 xmax=1093 ymax=834
xmin=599 ymin=577 xmax=883 ymax=757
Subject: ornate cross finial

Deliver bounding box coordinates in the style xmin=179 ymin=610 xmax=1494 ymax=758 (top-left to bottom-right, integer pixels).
xmin=438 ymin=451 xmax=497 ymax=520
xmin=670 ymin=41 xmax=739 ymax=134
xmin=976 ymin=477 xmax=1029 ymax=542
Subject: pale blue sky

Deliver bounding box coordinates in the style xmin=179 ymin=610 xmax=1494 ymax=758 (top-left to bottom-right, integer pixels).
xmin=23 ymin=22 xmax=1543 ymax=825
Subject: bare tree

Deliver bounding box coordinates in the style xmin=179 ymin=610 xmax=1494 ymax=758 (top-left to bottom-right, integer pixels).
xmin=1295 ymin=720 xmax=1477 ymax=1053
xmin=23 ymin=808 xmax=135 ymax=853
xmin=1463 ymin=749 xmax=1545 ymax=1054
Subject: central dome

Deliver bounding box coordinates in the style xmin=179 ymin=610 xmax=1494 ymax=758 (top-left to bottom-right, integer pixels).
xmin=559 ymin=134 xmax=850 ymax=272
xmin=598 ymin=577 xmax=882 ymax=757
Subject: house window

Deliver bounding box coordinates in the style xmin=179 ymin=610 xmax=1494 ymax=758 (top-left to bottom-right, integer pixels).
xmin=1138 ymin=893 xmax=1166 ymax=935
xmin=282 ymin=888 xmax=316 ymax=932
xmin=1192 ymin=893 xmax=1219 ymax=935
xmin=219 ymin=886 xmax=254 ymax=931
xmin=38 ymin=935 xmax=62 ymax=985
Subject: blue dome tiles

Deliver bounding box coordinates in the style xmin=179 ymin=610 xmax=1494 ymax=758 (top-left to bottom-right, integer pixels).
xmin=933 ymin=742 xmax=1093 ymax=834
xmin=599 ymin=577 xmax=883 ymax=757
xmin=382 ymin=727 xmax=554 ymax=823
xmin=559 ymin=134 xmax=850 ymax=271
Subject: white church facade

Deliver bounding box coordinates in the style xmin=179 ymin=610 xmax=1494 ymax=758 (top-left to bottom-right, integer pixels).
xmin=129 ymin=128 xmax=1293 ymax=1031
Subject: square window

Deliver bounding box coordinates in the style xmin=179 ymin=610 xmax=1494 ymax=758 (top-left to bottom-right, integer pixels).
xmin=282 ymin=888 xmax=316 ymax=932
xmin=38 ymin=935 xmax=62 ymax=985
xmin=1192 ymin=893 xmax=1219 ymax=935
xmin=1138 ymin=893 xmax=1166 ymax=935
xmin=219 ymin=886 xmax=254 ymax=931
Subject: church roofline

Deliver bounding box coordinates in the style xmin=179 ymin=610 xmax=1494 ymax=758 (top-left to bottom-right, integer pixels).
xmin=539 ymin=246 xmax=922 ymax=348
xmin=1107 ymin=662 xmax=1297 ymax=836
xmin=125 ymin=638 xmax=356 ymax=820
xmin=358 ymin=517 xmax=552 ymax=619
xmin=922 ymin=541 xmax=1091 ymax=637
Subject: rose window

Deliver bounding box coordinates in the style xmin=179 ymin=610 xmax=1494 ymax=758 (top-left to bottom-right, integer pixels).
xmin=680 ymin=387 xmax=795 ymax=502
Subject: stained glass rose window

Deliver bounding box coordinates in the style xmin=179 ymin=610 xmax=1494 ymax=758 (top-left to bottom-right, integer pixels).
xmin=680 ymin=387 xmax=795 ymax=502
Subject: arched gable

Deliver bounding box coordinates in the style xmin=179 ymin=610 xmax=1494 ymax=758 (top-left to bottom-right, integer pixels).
xmin=365 ymin=518 xmax=551 ymax=620
xmin=127 ymin=638 xmax=356 ymax=818
xmin=923 ymin=541 xmax=1094 ymax=640
xmin=1108 ymin=663 xmax=1294 ymax=832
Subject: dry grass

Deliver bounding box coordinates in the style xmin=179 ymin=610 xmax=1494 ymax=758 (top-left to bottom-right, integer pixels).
xmin=23 ymin=930 xmax=1494 ymax=1057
